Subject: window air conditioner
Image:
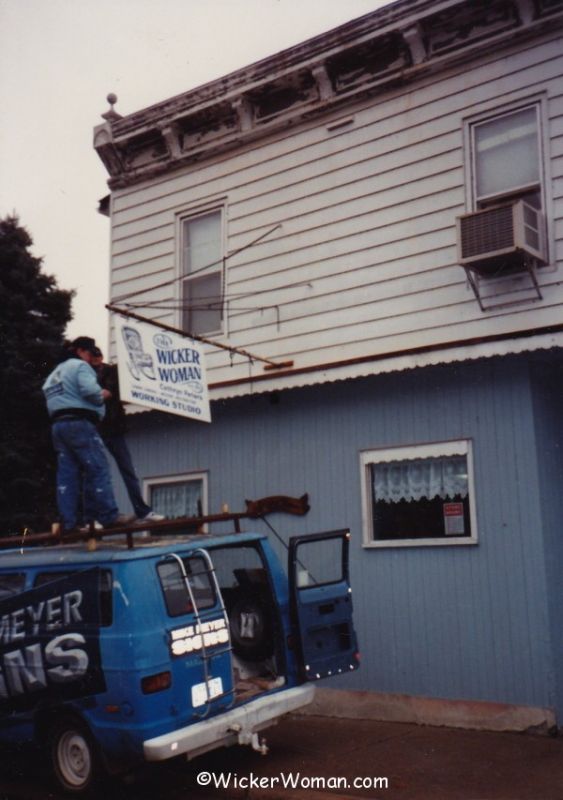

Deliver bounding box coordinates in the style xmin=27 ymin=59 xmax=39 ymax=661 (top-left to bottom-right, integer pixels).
xmin=456 ymin=200 xmax=546 ymax=277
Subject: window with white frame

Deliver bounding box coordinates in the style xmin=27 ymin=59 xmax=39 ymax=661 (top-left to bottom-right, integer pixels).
xmin=181 ymin=210 xmax=223 ymax=336
xmin=470 ymin=103 xmax=544 ymax=211
xmin=144 ymin=472 xmax=208 ymax=520
xmin=360 ymin=441 xmax=477 ymax=548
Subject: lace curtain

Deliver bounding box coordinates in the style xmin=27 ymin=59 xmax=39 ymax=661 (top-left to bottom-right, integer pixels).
xmin=150 ymin=480 xmax=203 ymax=519
xmin=372 ymin=455 xmax=468 ymax=504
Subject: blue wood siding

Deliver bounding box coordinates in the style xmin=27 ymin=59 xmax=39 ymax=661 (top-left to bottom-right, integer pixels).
xmin=531 ymin=362 xmax=563 ymax=717
xmin=113 ymin=355 xmax=559 ymax=717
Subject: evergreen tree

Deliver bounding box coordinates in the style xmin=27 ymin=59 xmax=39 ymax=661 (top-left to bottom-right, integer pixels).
xmin=0 ymin=215 xmax=73 ymax=534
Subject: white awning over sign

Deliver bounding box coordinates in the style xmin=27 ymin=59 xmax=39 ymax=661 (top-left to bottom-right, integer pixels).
xmin=115 ymin=316 xmax=211 ymax=423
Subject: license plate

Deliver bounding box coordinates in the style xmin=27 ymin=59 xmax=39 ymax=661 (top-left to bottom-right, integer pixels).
xmin=191 ymin=677 xmax=223 ymax=708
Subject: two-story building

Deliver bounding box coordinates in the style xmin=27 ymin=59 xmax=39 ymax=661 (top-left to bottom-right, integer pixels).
xmin=94 ymin=0 xmax=563 ymax=731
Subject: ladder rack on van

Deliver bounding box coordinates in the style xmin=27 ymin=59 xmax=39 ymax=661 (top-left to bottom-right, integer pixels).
xmin=0 ymin=494 xmax=309 ymax=551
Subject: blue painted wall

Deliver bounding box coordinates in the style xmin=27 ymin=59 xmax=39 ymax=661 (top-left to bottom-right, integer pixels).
xmin=112 ymin=354 xmax=560 ymax=719
xmin=531 ymin=360 xmax=563 ymax=720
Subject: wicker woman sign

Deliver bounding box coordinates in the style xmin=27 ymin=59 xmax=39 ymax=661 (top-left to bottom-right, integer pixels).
xmin=115 ymin=317 xmax=211 ymax=423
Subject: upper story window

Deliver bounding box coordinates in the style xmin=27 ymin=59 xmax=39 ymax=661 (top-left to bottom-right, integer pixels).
xmin=181 ymin=210 xmax=223 ymax=336
xmin=460 ymin=100 xmax=550 ymax=296
xmin=470 ymin=104 xmax=543 ymax=211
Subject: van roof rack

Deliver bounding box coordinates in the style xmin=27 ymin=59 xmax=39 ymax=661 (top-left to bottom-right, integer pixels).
xmin=0 ymin=494 xmax=310 ymax=551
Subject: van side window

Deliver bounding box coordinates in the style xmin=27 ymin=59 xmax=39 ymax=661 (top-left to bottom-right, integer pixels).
xmin=34 ymin=570 xmax=113 ymax=626
xmin=158 ymin=556 xmax=216 ymax=617
xmin=0 ymin=573 xmax=26 ymax=599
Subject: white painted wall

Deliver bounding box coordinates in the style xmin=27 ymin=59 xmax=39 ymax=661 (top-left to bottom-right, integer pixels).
xmin=108 ymin=31 xmax=563 ymax=395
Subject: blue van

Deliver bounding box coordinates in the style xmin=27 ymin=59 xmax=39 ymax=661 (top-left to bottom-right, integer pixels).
xmin=0 ymin=523 xmax=358 ymax=793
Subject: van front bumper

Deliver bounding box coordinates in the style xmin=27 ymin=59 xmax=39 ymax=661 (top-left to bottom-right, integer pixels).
xmin=143 ymin=684 xmax=315 ymax=762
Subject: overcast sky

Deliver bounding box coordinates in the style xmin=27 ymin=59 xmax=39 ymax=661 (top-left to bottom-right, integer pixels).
xmin=0 ymin=0 xmax=392 ymax=352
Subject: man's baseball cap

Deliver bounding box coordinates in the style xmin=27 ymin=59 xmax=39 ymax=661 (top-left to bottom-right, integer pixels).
xmin=71 ymin=336 xmax=98 ymax=353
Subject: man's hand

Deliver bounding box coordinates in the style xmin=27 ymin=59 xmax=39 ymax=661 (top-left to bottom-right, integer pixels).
xmin=102 ymin=389 xmax=112 ymax=400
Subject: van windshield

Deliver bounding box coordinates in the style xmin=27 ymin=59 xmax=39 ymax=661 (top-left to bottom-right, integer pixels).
xmin=157 ymin=556 xmax=216 ymax=617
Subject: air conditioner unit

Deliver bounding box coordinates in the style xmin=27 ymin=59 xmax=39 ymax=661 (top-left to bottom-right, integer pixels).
xmin=456 ymin=200 xmax=546 ymax=277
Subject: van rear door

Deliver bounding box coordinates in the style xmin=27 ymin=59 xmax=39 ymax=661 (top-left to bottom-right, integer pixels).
xmin=288 ymin=530 xmax=359 ymax=681
xmin=157 ymin=549 xmax=234 ymax=717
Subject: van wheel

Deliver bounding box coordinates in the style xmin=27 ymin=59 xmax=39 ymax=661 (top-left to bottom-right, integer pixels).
xmin=50 ymin=717 xmax=99 ymax=794
xmin=230 ymin=592 xmax=275 ymax=661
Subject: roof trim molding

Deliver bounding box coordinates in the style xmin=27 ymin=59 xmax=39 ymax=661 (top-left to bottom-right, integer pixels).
xmin=94 ymin=0 xmax=563 ymax=188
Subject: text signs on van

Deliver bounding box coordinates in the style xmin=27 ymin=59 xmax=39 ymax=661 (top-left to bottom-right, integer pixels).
xmin=115 ymin=317 xmax=211 ymax=423
xmin=0 ymin=570 xmax=105 ymax=713
xmin=169 ymin=618 xmax=229 ymax=657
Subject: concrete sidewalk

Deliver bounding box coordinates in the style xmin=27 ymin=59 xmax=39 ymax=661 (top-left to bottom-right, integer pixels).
xmin=183 ymin=714 xmax=563 ymax=800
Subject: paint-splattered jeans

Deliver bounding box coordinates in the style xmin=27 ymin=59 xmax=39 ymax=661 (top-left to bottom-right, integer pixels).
xmin=51 ymin=419 xmax=118 ymax=529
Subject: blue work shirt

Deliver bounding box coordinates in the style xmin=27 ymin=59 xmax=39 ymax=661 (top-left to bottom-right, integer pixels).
xmin=43 ymin=357 xmax=106 ymax=419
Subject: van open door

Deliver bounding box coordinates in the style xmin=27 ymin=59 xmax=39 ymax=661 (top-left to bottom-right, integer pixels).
xmin=288 ymin=529 xmax=359 ymax=681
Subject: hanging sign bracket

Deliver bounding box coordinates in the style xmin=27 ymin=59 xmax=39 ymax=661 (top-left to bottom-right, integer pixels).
xmin=106 ymin=305 xmax=293 ymax=371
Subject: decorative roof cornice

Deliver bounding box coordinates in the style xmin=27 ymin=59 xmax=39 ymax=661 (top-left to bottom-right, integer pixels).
xmin=94 ymin=0 xmax=563 ymax=189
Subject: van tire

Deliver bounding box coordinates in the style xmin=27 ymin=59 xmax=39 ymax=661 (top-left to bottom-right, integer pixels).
xmin=229 ymin=591 xmax=275 ymax=661
xmin=50 ymin=717 xmax=100 ymax=794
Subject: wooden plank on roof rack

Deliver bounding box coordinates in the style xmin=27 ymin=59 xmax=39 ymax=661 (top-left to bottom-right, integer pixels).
xmin=0 ymin=495 xmax=309 ymax=551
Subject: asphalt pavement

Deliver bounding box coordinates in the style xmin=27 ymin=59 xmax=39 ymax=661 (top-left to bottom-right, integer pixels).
xmin=0 ymin=714 xmax=561 ymax=800
xmin=189 ymin=714 xmax=563 ymax=800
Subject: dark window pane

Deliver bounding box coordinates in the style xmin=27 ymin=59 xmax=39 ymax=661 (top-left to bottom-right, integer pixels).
xmin=182 ymin=273 xmax=222 ymax=335
xmin=158 ymin=556 xmax=216 ymax=617
xmin=373 ymin=495 xmax=471 ymax=540
xmin=369 ymin=452 xmax=472 ymax=541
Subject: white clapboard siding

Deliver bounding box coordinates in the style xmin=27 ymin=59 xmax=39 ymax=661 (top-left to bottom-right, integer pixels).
xmin=107 ymin=32 xmax=563 ymax=391
xmin=113 ymin=224 xmax=174 ymax=256
xmin=227 ymin=251 xmax=462 ymax=314
xmin=228 ymin=225 xmax=457 ymax=287
xmin=229 ymin=248 xmax=459 ymax=312
xmin=112 ymin=259 xmax=173 ymax=290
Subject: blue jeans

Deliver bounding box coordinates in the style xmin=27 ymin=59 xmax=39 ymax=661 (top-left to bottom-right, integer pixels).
xmin=103 ymin=434 xmax=151 ymax=519
xmin=52 ymin=419 xmax=118 ymax=529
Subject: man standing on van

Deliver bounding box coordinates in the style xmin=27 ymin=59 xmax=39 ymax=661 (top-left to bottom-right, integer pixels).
xmin=90 ymin=347 xmax=164 ymax=523
xmin=42 ymin=336 xmax=134 ymax=532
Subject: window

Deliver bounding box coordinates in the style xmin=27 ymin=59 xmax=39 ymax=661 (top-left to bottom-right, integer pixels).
xmin=292 ymin=536 xmax=344 ymax=588
xmin=181 ymin=210 xmax=223 ymax=336
xmin=470 ymin=104 xmax=543 ymax=210
xmin=360 ymin=440 xmax=477 ymax=548
xmin=145 ymin=472 xmax=208 ymax=520
xmin=157 ymin=556 xmax=216 ymax=617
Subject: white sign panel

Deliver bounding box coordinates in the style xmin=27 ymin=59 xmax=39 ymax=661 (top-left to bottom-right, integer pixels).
xmin=115 ymin=317 xmax=211 ymax=423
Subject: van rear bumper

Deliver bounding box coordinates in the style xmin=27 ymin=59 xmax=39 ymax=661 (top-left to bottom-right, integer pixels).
xmin=143 ymin=684 xmax=315 ymax=762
